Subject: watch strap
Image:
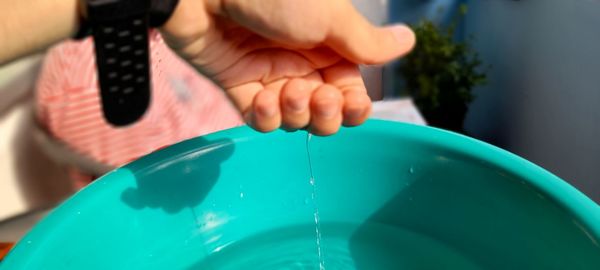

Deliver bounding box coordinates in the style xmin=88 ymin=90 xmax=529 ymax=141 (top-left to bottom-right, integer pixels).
xmin=87 ymin=0 xmax=152 ymax=126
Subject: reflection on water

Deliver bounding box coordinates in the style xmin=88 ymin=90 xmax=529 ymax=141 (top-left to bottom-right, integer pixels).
xmin=190 ymin=222 xmax=481 ymax=270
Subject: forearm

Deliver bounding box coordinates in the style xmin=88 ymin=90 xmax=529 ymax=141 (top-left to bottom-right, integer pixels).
xmin=0 ymin=0 xmax=80 ymax=65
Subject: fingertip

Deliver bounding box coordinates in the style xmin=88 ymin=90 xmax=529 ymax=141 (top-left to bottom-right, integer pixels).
xmin=282 ymin=79 xmax=311 ymax=113
xmin=251 ymin=90 xmax=281 ymax=132
xmin=386 ymin=24 xmax=416 ymax=56
xmin=281 ymin=78 xmax=312 ymax=130
xmin=326 ymin=21 xmax=416 ymax=65
xmin=342 ymin=90 xmax=371 ymax=127
xmin=308 ymin=124 xmax=341 ymax=137
xmin=255 ymin=91 xmax=278 ymax=117
xmin=311 ymin=85 xmax=343 ymax=120
xmin=309 ymin=85 xmax=343 ymax=136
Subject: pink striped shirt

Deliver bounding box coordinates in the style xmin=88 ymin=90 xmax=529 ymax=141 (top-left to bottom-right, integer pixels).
xmin=36 ymin=31 xmax=243 ymax=168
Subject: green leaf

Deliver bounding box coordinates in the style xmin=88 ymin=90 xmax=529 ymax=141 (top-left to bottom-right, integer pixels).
xmin=398 ymin=3 xmax=488 ymax=129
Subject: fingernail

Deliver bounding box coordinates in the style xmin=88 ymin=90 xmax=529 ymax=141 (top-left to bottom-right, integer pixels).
xmin=317 ymin=100 xmax=339 ymax=119
xmin=257 ymin=105 xmax=277 ymax=118
xmin=389 ymin=24 xmax=416 ymax=46
xmin=287 ymin=96 xmax=309 ymax=112
xmin=345 ymin=107 xmax=365 ymax=119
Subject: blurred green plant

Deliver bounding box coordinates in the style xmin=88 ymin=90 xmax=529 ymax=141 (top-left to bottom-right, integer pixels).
xmin=398 ymin=5 xmax=487 ymax=133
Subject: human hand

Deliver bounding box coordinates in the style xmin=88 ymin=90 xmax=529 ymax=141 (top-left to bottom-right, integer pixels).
xmin=161 ymin=0 xmax=415 ymax=135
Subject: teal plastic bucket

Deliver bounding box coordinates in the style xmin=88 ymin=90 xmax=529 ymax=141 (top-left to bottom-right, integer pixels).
xmin=2 ymin=120 xmax=600 ymax=269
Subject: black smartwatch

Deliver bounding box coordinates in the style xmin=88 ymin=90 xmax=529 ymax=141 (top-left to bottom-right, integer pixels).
xmin=77 ymin=0 xmax=179 ymax=126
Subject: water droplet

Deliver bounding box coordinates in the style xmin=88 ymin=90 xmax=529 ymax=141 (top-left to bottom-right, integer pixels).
xmin=409 ymin=166 xmax=414 ymax=174
xmin=409 ymin=197 xmax=414 ymax=201
xmin=240 ymin=192 xmax=244 ymax=199
xmin=27 ymin=241 xmax=32 ymax=244
xmin=304 ymin=198 xmax=310 ymax=205
xmin=77 ymin=211 xmax=81 ymax=215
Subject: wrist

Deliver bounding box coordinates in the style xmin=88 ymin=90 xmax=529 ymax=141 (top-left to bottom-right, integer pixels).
xmin=149 ymin=0 xmax=180 ymax=28
xmin=74 ymin=0 xmax=180 ymax=40
xmin=160 ymin=0 xmax=211 ymax=60
xmin=78 ymin=0 xmax=87 ymax=20
xmin=73 ymin=0 xmax=90 ymax=39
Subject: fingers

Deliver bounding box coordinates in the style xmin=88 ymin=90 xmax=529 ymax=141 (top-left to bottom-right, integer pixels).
xmin=280 ymin=73 xmax=349 ymax=135
xmin=250 ymin=89 xmax=281 ymax=132
xmin=208 ymin=0 xmax=415 ymax=65
xmin=309 ymin=85 xmax=344 ymax=136
xmin=246 ymin=82 xmax=346 ymax=136
xmin=225 ymin=82 xmax=262 ymax=115
xmin=280 ymin=78 xmax=312 ymax=130
xmin=229 ymin=80 xmax=368 ymax=135
xmin=225 ymin=80 xmax=283 ymax=133
xmin=226 ymin=62 xmax=369 ymax=135
xmin=320 ymin=60 xmax=371 ymax=127
xmin=237 ymin=85 xmax=363 ymax=135
xmin=326 ymin=4 xmax=416 ymax=65
xmin=342 ymin=90 xmax=371 ymax=127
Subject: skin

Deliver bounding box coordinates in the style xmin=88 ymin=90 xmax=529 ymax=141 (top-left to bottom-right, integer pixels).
xmin=0 ymin=0 xmax=415 ymax=136
xmin=162 ymin=0 xmax=415 ymax=135
xmin=0 ymin=0 xmax=80 ymax=64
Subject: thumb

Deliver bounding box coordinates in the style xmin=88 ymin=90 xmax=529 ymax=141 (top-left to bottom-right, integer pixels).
xmin=325 ymin=5 xmax=415 ymax=65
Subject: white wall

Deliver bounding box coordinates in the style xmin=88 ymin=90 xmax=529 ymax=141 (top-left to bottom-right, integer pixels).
xmin=352 ymin=0 xmax=388 ymax=100
xmin=463 ymin=0 xmax=600 ymax=202
xmin=0 ymin=58 xmax=38 ymax=220
xmin=0 ymin=106 xmax=28 ymax=219
xmin=0 ymin=56 xmax=73 ymax=220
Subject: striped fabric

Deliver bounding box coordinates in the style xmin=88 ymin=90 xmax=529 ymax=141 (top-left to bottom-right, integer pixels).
xmin=35 ymin=31 xmax=243 ymax=169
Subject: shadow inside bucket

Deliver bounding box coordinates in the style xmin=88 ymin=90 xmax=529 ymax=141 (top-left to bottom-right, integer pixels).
xmin=120 ymin=137 xmax=235 ymax=214
xmin=347 ymin=159 xmax=600 ymax=269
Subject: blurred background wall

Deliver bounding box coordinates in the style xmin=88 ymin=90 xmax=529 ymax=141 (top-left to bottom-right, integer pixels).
xmin=462 ymin=0 xmax=600 ymax=202
xmin=0 ymin=56 xmax=73 ymax=220
xmin=386 ymin=0 xmax=599 ymax=202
